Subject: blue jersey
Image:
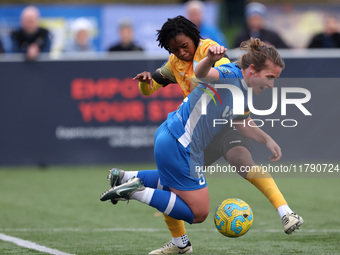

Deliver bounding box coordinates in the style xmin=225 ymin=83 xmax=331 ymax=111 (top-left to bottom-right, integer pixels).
xmin=166 ymin=63 xmax=250 ymax=167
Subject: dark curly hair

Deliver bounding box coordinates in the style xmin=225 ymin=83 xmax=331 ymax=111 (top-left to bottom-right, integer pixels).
xmin=156 ymin=15 xmax=201 ymax=53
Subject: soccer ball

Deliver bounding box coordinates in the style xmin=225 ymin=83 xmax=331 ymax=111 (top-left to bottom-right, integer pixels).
xmin=214 ymin=198 xmax=253 ymax=237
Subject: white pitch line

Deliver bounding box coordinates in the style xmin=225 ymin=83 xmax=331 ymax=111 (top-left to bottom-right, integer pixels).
xmin=0 ymin=228 xmax=340 ymax=233
xmin=0 ymin=233 xmax=75 ymax=255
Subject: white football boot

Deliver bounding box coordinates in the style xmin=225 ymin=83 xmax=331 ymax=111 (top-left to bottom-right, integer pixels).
xmin=282 ymin=212 xmax=304 ymax=234
xmin=148 ymin=241 xmax=192 ymax=254
xmin=100 ymin=177 xmax=144 ymax=202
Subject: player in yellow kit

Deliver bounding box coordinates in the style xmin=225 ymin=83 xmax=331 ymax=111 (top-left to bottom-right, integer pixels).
xmin=106 ymin=16 xmax=302 ymax=254
xmin=137 ymin=34 xmax=227 ymax=98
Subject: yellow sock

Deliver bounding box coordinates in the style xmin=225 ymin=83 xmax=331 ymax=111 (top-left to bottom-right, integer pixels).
xmin=163 ymin=214 xmax=186 ymax=238
xmin=246 ymin=166 xmax=287 ymax=210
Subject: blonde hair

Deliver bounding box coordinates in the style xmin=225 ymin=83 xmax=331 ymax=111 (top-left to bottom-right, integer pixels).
xmin=236 ymin=37 xmax=285 ymax=72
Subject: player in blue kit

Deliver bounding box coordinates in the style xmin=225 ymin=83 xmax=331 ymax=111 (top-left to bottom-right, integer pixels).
xmin=100 ymin=38 xmax=303 ymax=253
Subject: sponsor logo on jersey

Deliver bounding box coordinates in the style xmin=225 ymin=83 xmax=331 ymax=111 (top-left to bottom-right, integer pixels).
xmin=216 ymin=66 xmax=232 ymax=74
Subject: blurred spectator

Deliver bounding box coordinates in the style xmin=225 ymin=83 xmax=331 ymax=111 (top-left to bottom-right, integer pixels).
xmin=0 ymin=38 xmax=4 ymax=53
xmin=65 ymin=18 xmax=95 ymax=52
xmin=234 ymin=2 xmax=288 ymax=49
xmin=108 ymin=20 xmax=143 ymax=52
xmin=186 ymin=0 xmax=228 ymax=47
xmin=11 ymin=6 xmax=51 ymax=60
xmin=308 ymin=15 xmax=340 ymax=48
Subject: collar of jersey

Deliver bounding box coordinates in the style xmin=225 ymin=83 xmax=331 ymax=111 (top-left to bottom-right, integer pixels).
xmin=241 ymin=79 xmax=248 ymax=90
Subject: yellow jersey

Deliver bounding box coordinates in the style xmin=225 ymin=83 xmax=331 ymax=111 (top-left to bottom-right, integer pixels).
xmin=139 ymin=38 xmax=230 ymax=98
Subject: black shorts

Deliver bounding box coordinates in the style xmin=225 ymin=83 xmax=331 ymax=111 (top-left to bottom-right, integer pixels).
xmin=203 ymin=126 xmax=252 ymax=166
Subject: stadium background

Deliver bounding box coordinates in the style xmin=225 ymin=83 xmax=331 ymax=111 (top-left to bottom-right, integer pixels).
xmin=0 ymin=1 xmax=339 ymax=255
xmin=0 ymin=1 xmax=340 ymax=166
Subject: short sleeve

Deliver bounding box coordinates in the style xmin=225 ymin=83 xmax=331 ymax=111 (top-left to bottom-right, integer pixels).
xmin=215 ymin=65 xmax=237 ymax=79
xmin=152 ymin=58 xmax=177 ymax=86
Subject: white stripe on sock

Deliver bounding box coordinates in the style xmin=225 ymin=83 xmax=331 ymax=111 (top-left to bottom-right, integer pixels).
xmin=131 ymin=187 xmax=154 ymax=205
xmin=121 ymin=171 xmax=138 ymax=183
xmin=164 ymin=192 xmax=176 ymax=215
xmin=141 ymin=188 xmax=155 ymax=205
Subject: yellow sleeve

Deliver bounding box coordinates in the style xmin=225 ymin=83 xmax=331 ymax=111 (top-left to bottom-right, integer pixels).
xmin=199 ymin=39 xmax=231 ymax=67
xmin=139 ymin=79 xmax=163 ymax=95
xmin=215 ymin=57 xmax=231 ymax=67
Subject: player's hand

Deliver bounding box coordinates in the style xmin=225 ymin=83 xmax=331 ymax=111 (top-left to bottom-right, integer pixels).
xmin=207 ymin=46 xmax=227 ymax=62
xmin=133 ymin=71 xmax=153 ymax=89
xmin=265 ymin=139 xmax=282 ymax=162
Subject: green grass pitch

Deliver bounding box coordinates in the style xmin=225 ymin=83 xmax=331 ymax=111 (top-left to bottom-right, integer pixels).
xmin=0 ymin=164 xmax=339 ymax=255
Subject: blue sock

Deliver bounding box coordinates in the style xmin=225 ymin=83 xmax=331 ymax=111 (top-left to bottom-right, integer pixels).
xmin=149 ymin=189 xmax=194 ymax=224
xmin=137 ymin=170 xmax=170 ymax=191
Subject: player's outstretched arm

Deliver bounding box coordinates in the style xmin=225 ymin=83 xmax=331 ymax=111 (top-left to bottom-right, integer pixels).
xmin=195 ymin=46 xmax=227 ymax=80
xmin=235 ymin=117 xmax=282 ymax=162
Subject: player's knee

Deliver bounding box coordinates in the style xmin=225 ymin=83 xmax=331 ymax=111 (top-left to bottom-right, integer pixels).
xmin=229 ymin=154 xmax=248 ymax=168
xmin=226 ymin=147 xmax=254 ymax=169
xmin=193 ymin=208 xmax=209 ymax=223
xmin=191 ymin=201 xmax=210 ymax=223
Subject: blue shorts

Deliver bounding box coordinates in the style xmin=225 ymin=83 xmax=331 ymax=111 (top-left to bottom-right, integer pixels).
xmin=154 ymin=122 xmax=207 ymax=191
